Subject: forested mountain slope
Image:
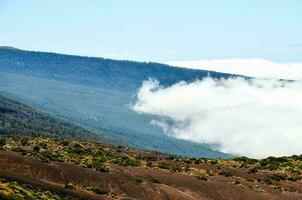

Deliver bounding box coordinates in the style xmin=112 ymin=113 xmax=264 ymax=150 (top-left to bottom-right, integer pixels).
xmin=0 ymin=94 xmax=115 ymax=143
xmin=0 ymin=47 xmax=233 ymax=158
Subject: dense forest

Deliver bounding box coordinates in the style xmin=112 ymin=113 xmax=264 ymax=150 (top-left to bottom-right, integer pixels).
xmin=0 ymin=94 xmax=116 ymax=143
xmin=0 ymin=47 xmax=237 ymax=91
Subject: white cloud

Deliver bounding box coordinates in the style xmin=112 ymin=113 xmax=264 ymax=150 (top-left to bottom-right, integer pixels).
xmin=166 ymin=58 xmax=302 ymax=80
xmin=133 ymin=78 xmax=302 ymax=158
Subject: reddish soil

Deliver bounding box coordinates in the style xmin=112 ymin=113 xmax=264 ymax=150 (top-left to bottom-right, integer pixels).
xmin=1 ymin=150 xmax=302 ymax=200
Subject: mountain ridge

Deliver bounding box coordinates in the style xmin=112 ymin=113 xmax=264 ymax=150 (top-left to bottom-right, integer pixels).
xmin=0 ymin=47 xmax=235 ymax=158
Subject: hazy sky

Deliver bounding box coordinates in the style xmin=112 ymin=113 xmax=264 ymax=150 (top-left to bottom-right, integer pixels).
xmin=1 ymin=0 xmax=301 ymax=62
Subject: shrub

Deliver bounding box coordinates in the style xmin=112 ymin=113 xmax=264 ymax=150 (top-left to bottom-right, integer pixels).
xmin=64 ymin=182 xmax=75 ymax=190
xmin=135 ymin=178 xmax=143 ymax=183
xmin=197 ymin=175 xmax=207 ymax=181
xmin=12 ymin=146 xmax=26 ymax=153
xmin=273 ymin=184 xmax=282 ymax=191
xmin=248 ymin=167 xmax=258 ymax=174
xmin=194 ymin=159 xmax=201 ymax=165
xmin=157 ymin=162 xmax=171 ymax=170
xmin=264 ymin=178 xmax=273 ymax=185
xmin=218 ymin=171 xmax=233 ymax=177
xmin=271 ymin=172 xmax=288 ymax=181
xmin=0 ymin=138 xmax=5 ymax=149
xmin=33 ymin=145 xmax=40 ymax=152
xmin=40 ymin=151 xmax=63 ymax=162
xmin=92 ymin=187 xmax=108 ymax=195
xmin=20 ymin=137 xmax=28 ymax=146
xmin=210 ymin=160 xmax=218 ymax=165
xmin=233 ymin=157 xmax=257 ymax=164
xmin=287 ymin=175 xmax=300 ymax=182
xmin=113 ymin=156 xmax=140 ymax=167
xmin=95 ymin=165 xmax=109 ymax=173
xmin=150 ymin=178 xmax=161 ymax=184
xmin=292 ymin=155 xmax=302 ymax=161
xmin=146 ymin=161 xmax=152 ymax=168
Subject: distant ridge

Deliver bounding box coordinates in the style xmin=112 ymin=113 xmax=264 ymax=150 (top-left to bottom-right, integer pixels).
xmin=0 ymin=46 xmax=20 ymax=50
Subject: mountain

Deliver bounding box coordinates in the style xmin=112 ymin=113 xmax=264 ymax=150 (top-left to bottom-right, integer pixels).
xmin=0 ymin=47 xmax=235 ymax=158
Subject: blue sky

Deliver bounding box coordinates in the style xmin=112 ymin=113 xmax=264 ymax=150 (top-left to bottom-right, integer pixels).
xmin=0 ymin=0 xmax=301 ymax=62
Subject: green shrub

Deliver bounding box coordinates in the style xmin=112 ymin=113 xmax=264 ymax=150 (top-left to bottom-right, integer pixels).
xmin=287 ymin=175 xmax=300 ymax=181
xmin=92 ymin=187 xmax=108 ymax=195
xmin=233 ymin=157 xmax=257 ymax=164
xmin=197 ymin=175 xmax=207 ymax=181
xmin=33 ymin=145 xmax=40 ymax=152
xmin=146 ymin=161 xmax=152 ymax=168
xmin=271 ymin=172 xmax=288 ymax=181
xmin=193 ymin=159 xmax=201 ymax=165
xmin=264 ymin=178 xmax=273 ymax=185
xmin=64 ymin=182 xmax=75 ymax=190
xmin=135 ymin=178 xmax=143 ymax=183
xmin=40 ymin=151 xmax=63 ymax=162
xmin=158 ymin=162 xmax=171 ymax=170
xmin=0 ymin=138 xmax=5 ymax=149
xmin=248 ymin=167 xmax=258 ymax=173
xmin=218 ymin=171 xmax=233 ymax=177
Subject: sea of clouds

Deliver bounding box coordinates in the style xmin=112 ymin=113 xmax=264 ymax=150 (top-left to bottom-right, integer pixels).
xmin=132 ymin=59 xmax=302 ymax=158
xmin=166 ymin=58 xmax=302 ymax=80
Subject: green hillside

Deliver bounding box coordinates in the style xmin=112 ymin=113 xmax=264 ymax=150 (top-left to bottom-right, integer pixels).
xmin=0 ymin=94 xmax=117 ymax=144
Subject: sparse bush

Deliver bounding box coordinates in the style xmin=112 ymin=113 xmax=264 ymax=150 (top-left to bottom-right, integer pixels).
xmin=135 ymin=178 xmax=143 ymax=183
xmin=12 ymin=146 xmax=26 ymax=153
xmin=64 ymin=182 xmax=75 ymax=190
xmin=158 ymin=162 xmax=171 ymax=170
xmin=248 ymin=167 xmax=258 ymax=173
xmin=95 ymin=165 xmax=110 ymax=173
xmin=233 ymin=157 xmax=257 ymax=164
xmin=273 ymin=184 xmax=282 ymax=191
xmin=287 ymin=175 xmax=300 ymax=182
xmin=264 ymin=178 xmax=273 ymax=185
xmin=0 ymin=138 xmax=5 ymax=149
xmin=210 ymin=160 xmax=218 ymax=165
xmin=92 ymin=187 xmax=108 ymax=195
xmin=146 ymin=161 xmax=152 ymax=168
xmin=20 ymin=137 xmax=28 ymax=146
xmin=33 ymin=145 xmax=40 ymax=152
xmin=197 ymin=175 xmax=207 ymax=181
xmin=40 ymin=150 xmax=63 ymax=162
xmin=271 ymin=172 xmax=288 ymax=181
xmin=194 ymin=159 xmax=201 ymax=165
xmin=150 ymin=178 xmax=161 ymax=184
xmin=218 ymin=171 xmax=233 ymax=177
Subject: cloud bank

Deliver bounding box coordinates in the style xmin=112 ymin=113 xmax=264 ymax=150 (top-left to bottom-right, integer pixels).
xmin=133 ymin=78 xmax=302 ymax=158
xmin=166 ymin=59 xmax=302 ymax=80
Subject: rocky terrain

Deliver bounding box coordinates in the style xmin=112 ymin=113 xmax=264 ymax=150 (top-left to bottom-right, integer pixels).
xmin=1 ymin=136 xmax=302 ymax=200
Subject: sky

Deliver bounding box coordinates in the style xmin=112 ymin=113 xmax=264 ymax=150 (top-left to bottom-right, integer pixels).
xmin=0 ymin=0 xmax=302 ymax=62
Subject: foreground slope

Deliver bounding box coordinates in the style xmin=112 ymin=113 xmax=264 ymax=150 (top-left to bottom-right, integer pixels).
xmin=0 ymin=47 xmax=233 ymax=157
xmin=1 ymin=136 xmax=302 ymax=200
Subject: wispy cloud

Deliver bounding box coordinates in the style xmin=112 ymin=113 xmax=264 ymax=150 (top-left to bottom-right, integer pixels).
xmin=166 ymin=58 xmax=302 ymax=80
xmin=133 ymin=78 xmax=302 ymax=158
